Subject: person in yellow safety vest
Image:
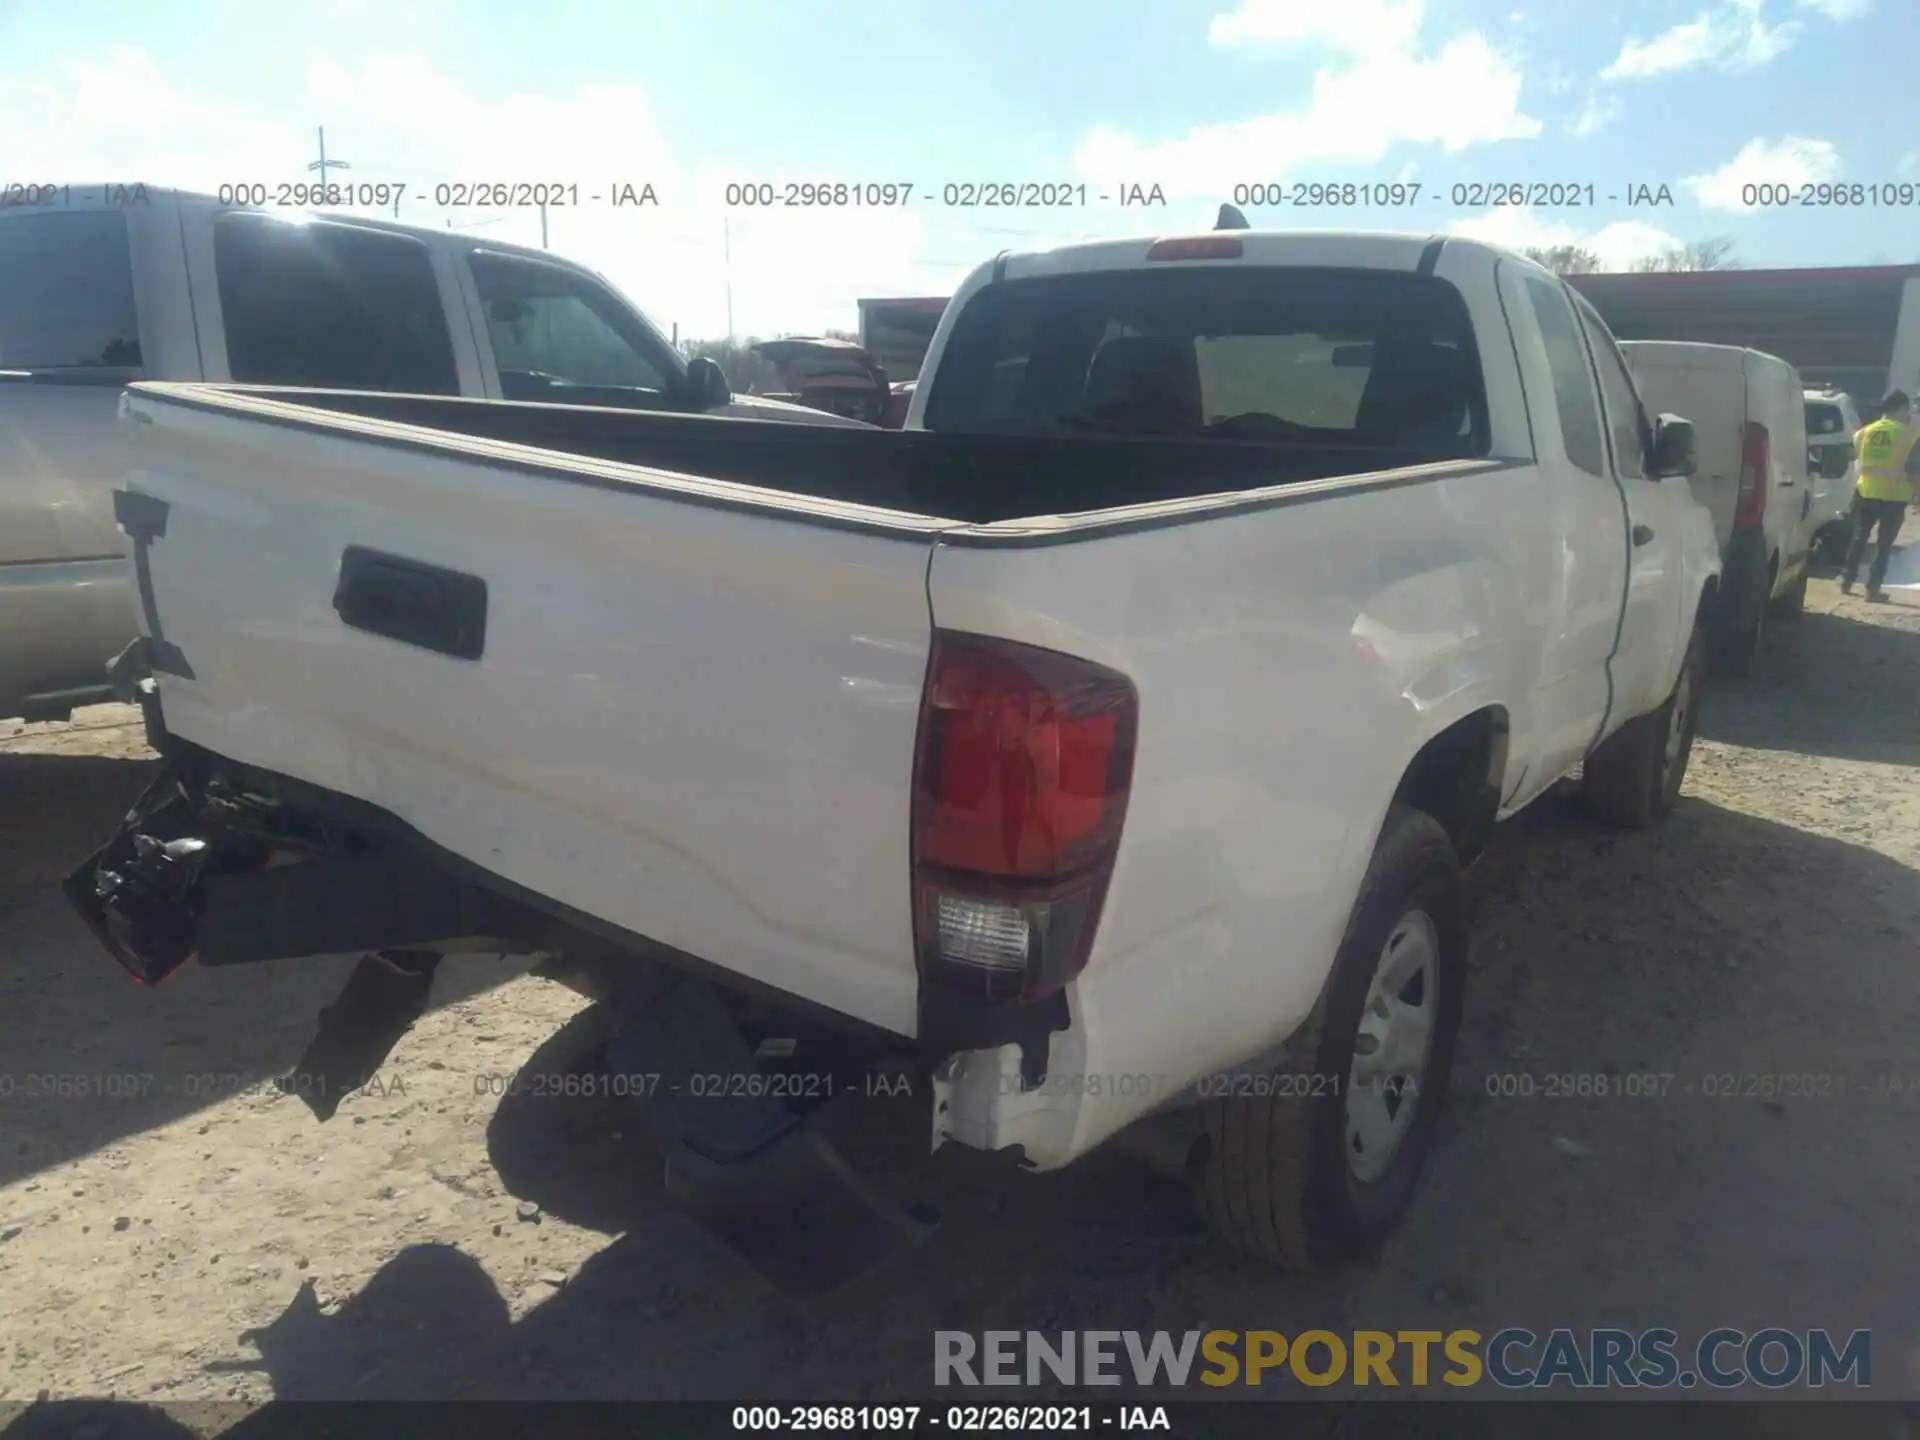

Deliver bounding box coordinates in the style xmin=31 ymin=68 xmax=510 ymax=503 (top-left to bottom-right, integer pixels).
xmin=1842 ymin=390 xmax=1920 ymax=601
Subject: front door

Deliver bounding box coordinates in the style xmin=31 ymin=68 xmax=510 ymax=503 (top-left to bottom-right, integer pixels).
xmin=1506 ymin=271 xmax=1634 ymax=799
xmin=1575 ymin=297 xmax=1685 ymax=725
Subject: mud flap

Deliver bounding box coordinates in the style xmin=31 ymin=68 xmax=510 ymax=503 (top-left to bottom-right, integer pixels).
xmin=601 ymin=969 xmax=936 ymax=1294
xmin=279 ymin=951 xmax=443 ymax=1122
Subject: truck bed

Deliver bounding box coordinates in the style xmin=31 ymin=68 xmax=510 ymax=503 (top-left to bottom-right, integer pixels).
xmin=172 ymin=384 xmax=1481 ymax=526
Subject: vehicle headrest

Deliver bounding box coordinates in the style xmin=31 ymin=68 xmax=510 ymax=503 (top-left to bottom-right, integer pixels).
xmin=1356 ymin=339 xmax=1473 ymax=444
xmin=1081 ymin=335 xmax=1203 ymax=431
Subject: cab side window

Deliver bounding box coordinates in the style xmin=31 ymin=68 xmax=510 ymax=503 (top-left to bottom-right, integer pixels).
xmin=466 ymin=250 xmax=677 ymax=403
xmin=215 ymin=214 xmax=459 ymax=394
xmin=1573 ymin=299 xmax=1650 ymax=481
xmin=1522 ymin=276 xmax=1606 ymax=477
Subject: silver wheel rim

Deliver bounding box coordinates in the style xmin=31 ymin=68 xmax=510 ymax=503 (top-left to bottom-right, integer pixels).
xmin=1664 ymin=658 xmax=1693 ymax=773
xmin=1344 ymin=909 xmax=1438 ymax=1183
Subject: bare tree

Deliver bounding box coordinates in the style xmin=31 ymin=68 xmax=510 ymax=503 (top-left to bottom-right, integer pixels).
xmin=1631 ymin=237 xmax=1739 ymax=273
xmin=1524 ymin=244 xmax=1605 ymax=275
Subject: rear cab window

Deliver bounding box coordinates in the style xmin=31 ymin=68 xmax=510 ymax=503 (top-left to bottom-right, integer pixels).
xmin=921 ymin=265 xmax=1491 ymax=461
xmin=465 ymin=250 xmax=684 ymax=408
xmin=213 ymin=213 xmax=459 ymax=393
xmin=0 ymin=210 xmax=143 ymax=375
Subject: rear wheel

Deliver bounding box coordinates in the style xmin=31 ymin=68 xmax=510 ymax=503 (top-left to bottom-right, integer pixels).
xmin=1583 ymin=622 xmax=1702 ymax=829
xmin=1192 ymin=806 xmax=1466 ymax=1270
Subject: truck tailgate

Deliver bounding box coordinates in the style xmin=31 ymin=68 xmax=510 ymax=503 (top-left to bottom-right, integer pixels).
xmin=121 ymin=386 xmax=942 ymax=1035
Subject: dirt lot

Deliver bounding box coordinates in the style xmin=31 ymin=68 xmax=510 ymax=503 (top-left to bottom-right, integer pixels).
xmin=4 ymin=562 xmax=1920 ymax=1432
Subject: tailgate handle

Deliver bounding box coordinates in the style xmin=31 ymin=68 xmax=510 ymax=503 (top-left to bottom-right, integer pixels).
xmin=333 ymin=547 xmax=488 ymax=661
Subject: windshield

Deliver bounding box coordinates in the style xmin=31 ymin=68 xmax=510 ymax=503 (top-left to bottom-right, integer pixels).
xmin=922 ymin=265 xmax=1489 ymax=458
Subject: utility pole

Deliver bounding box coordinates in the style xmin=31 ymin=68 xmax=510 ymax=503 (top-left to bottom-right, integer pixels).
xmin=538 ymin=200 xmax=549 ymax=250
xmin=307 ymin=126 xmax=351 ymax=196
xmin=723 ymin=217 xmax=735 ymax=341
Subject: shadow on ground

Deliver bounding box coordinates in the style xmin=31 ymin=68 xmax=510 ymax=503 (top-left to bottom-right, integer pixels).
xmin=12 ymin=568 xmax=1920 ymax=1424
xmin=1696 ymin=603 xmax=1920 ymax=765
xmin=57 ymin=775 xmax=1913 ymax=1411
xmin=0 ymin=751 xmax=530 ymax=1191
xmin=0 ymin=752 xmax=156 ymax=890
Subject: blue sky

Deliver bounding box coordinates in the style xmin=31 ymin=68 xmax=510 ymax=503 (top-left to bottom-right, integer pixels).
xmin=3 ymin=0 xmax=1915 ymax=338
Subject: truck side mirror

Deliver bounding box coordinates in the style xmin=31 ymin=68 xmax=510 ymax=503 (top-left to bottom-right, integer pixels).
xmin=685 ymin=356 xmax=733 ymax=410
xmin=1649 ymin=414 xmax=1697 ymax=478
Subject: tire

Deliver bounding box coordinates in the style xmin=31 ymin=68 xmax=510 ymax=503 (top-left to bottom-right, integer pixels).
xmin=1769 ymin=566 xmax=1807 ymax=618
xmin=1582 ymin=622 xmax=1702 ymax=829
xmin=1192 ymin=805 xmax=1466 ymax=1270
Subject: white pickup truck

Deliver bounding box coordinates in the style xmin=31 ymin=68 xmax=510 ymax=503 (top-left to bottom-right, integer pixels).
xmin=67 ymin=229 xmax=1719 ymax=1283
xmin=0 ymin=185 xmax=858 ymax=723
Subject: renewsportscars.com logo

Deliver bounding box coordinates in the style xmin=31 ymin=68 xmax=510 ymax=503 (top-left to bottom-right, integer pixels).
xmin=934 ymin=1328 xmax=1872 ymax=1390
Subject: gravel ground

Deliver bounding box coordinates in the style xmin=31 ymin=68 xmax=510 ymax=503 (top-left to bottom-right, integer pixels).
xmin=3 ymin=563 xmax=1920 ymax=1435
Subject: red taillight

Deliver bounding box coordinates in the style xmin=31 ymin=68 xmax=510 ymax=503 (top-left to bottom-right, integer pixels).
xmin=912 ymin=631 xmax=1137 ymax=1002
xmin=1735 ymin=421 xmax=1770 ymax=529
xmin=1145 ymin=236 xmax=1243 ymax=262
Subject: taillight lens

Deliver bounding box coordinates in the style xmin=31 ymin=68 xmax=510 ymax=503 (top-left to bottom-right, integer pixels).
xmin=1735 ymin=421 xmax=1770 ymax=529
xmin=912 ymin=631 xmax=1138 ymax=1002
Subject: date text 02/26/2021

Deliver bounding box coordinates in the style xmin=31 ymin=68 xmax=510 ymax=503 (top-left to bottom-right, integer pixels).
xmin=729 ymin=1405 xmax=1172 ymax=1432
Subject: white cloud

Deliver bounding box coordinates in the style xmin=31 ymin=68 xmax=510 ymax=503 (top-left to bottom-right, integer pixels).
xmin=1567 ymin=92 xmax=1618 ymax=137
xmin=1682 ymin=136 xmax=1843 ymax=210
xmin=1601 ymin=0 xmax=1801 ymax=80
xmin=1208 ymin=0 xmax=1426 ymax=54
xmin=1447 ymin=206 xmax=1682 ymax=270
xmin=1077 ymin=33 xmax=1540 ymax=198
xmin=0 ymin=45 xmax=948 ymax=339
xmin=1795 ymin=0 xmax=1871 ymax=18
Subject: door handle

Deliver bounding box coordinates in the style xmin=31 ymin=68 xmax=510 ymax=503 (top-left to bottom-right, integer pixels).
xmin=1631 ymin=524 xmax=1655 ymax=547
xmin=334 ymin=546 xmax=489 ymax=660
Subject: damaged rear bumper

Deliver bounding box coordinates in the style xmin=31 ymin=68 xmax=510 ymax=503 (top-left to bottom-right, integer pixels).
xmin=63 ymin=755 xmax=534 ymax=988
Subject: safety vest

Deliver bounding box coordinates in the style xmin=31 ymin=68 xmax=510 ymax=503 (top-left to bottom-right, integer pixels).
xmin=1856 ymin=418 xmax=1917 ymax=502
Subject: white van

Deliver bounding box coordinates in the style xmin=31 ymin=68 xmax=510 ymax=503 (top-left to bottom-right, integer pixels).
xmin=1805 ymin=387 xmax=1863 ymax=563
xmin=1619 ymin=342 xmax=1813 ymax=677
